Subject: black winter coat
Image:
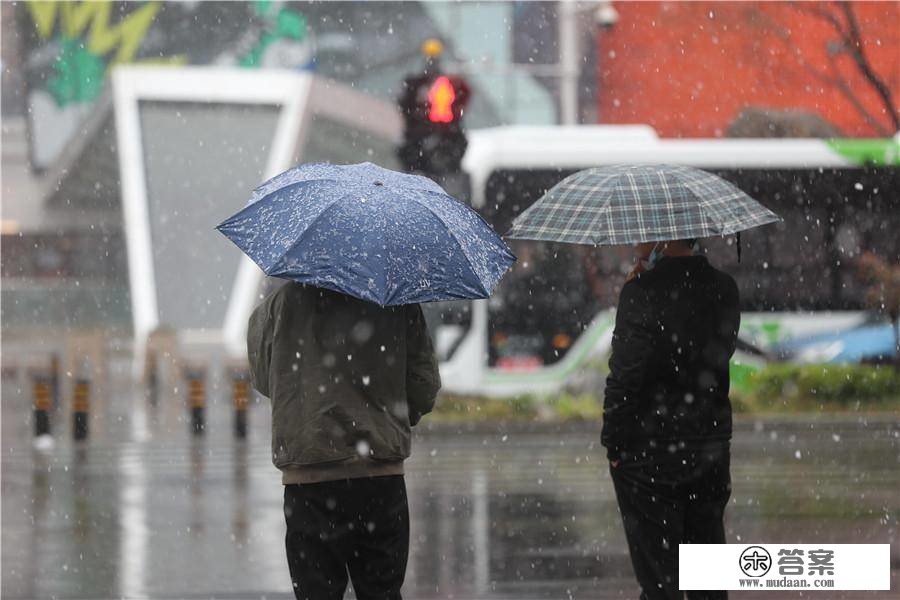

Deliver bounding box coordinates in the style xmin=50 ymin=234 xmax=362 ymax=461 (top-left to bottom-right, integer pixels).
xmin=601 ymin=255 xmax=740 ymax=460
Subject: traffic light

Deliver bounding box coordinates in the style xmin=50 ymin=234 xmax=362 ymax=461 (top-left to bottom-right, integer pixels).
xmin=397 ymin=41 xmax=470 ymax=176
xmin=427 ymin=76 xmax=457 ymax=123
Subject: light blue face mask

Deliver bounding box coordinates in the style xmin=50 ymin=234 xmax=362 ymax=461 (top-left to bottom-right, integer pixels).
xmin=647 ymin=242 xmax=662 ymax=269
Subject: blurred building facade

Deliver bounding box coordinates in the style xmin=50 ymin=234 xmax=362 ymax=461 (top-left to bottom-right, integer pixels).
xmin=0 ymin=1 xmax=566 ymax=333
xmin=3 ymin=0 xmax=897 ymax=337
xmin=596 ymin=1 xmax=900 ymax=137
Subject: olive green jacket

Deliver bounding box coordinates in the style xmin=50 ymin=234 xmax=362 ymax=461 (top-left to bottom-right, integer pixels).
xmin=247 ymin=283 xmax=441 ymax=470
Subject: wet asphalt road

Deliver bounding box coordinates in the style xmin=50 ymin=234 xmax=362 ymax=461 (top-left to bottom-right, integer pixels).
xmin=2 ymin=371 xmax=898 ymax=599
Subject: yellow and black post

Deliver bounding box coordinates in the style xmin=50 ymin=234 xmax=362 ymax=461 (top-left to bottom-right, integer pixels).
xmin=146 ymin=352 xmax=159 ymax=407
xmin=72 ymin=378 xmax=90 ymax=441
xmin=50 ymin=353 xmax=61 ymax=408
xmin=231 ymin=369 xmax=250 ymax=439
xmin=186 ymin=368 xmax=206 ymax=435
xmin=32 ymin=373 xmax=52 ymax=437
xmin=232 ymin=370 xmax=250 ymax=439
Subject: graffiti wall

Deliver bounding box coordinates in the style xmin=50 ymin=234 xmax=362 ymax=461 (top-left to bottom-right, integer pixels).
xmin=18 ymin=0 xmax=314 ymax=170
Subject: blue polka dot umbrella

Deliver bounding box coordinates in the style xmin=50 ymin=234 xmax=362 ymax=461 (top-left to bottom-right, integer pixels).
xmin=217 ymin=162 xmax=516 ymax=306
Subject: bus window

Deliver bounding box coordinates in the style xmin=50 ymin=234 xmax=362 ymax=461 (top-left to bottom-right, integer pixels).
xmin=478 ymin=166 xmax=900 ymax=369
xmin=422 ymin=300 xmax=473 ymax=363
xmin=481 ymin=169 xmax=629 ymax=369
xmin=487 ymin=240 xmax=628 ymax=369
xmin=703 ymin=167 xmax=900 ymax=310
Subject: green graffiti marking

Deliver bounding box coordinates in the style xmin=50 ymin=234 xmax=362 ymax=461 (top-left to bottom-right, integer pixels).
xmin=48 ymin=38 xmax=105 ymax=105
xmin=26 ymin=1 xmax=181 ymax=107
xmin=729 ymin=361 xmax=759 ymax=394
xmin=827 ymin=138 xmax=900 ymax=166
xmin=760 ymin=321 xmax=783 ymax=346
xmin=742 ymin=321 xmax=785 ymax=347
xmin=239 ymin=3 xmax=308 ymax=68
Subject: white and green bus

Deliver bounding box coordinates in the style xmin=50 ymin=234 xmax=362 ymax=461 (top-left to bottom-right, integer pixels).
xmin=433 ymin=126 xmax=900 ymax=397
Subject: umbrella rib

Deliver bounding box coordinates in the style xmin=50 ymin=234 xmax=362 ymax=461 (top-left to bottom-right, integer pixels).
xmin=252 ymin=173 xmax=444 ymax=205
xmin=403 ymin=194 xmax=492 ymax=297
xmin=410 ymin=187 xmax=501 ymax=231
xmin=249 ymin=178 xmax=369 ymax=207
xmin=409 ymin=186 xmax=532 ymax=264
xmin=592 ymin=171 xmax=625 ymax=245
xmin=411 ymin=187 xmax=512 ymax=247
xmin=670 ymin=168 xmax=725 ymax=235
xmin=218 ymin=179 xmax=367 ymax=233
xmin=266 ymin=195 xmax=352 ymax=277
xmin=669 ymin=168 xmax=780 ymax=236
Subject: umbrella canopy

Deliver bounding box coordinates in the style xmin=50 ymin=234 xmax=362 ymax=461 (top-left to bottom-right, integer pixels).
xmin=506 ymin=164 xmax=780 ymax=246
xmin=217 ymin=162 xmax=516 ymax=306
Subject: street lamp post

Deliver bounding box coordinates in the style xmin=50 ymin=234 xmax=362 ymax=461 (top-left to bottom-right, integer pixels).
xmin=558 ymin=0 xmax=619 ymax=125
xmin=559 ymin=0 xmax=579 ymax=125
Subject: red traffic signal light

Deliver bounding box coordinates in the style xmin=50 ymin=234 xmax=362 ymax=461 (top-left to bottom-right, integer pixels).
xmin=398 ymin=67 xmax=469 ymax=174
xmin=427 ymin=76 xmax=457 ymax=123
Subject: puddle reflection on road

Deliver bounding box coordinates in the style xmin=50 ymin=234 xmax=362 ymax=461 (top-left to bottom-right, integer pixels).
xmin=2 ymin=385 xmax=898 ymax=599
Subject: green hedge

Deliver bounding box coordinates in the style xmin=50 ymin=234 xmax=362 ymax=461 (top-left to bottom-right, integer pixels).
xmin=432 ymin=365 xmax=900 ymax=422
xmin=432 ymin=394 xmax=538 ymax=421
xmin=432 ymin=393 xmax=603 ymax=422
xmin=747 ymin=364 xmax=900 ymax=410
xmin=545 ymin=393 xmax=604 ymax=421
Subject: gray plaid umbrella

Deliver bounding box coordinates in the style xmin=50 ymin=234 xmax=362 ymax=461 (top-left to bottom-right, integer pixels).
xmin=506 ymin=164 xmax=780 ymax=246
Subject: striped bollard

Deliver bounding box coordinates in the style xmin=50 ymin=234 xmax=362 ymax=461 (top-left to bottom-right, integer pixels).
xmin=72 ymin=378 xmax=89 ymax=441
xmin=50 ymin=354 xmax=61 ymax=408
xmin=146 ymin=353 xmax=159 ymax=407
xmin=232 ymin=371 xmax=250 ymax=439
xmin=186 ymin=369 xmax=206 ymax=436
xmin=33 ymin=374 xmax=52 ymax=437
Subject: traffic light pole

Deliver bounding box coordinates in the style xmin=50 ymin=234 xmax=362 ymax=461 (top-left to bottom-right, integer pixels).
xmin=398 ymin=42 xmax=470 ymax=188
xmin=559 ymin=0 xmax=579 ymax=125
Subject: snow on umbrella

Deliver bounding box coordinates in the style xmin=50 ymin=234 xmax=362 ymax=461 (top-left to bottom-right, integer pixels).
xmin=506 ymin=164 xmax=781 ymax=246
xmin=216 ymin=162 xmax=516 ymax=306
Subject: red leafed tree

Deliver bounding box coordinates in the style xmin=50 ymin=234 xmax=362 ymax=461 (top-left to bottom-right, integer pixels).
xmin=778 ymin=1 xmax=900 ymax=136
xmin=596 ymin=1 xmax=900 ymax=138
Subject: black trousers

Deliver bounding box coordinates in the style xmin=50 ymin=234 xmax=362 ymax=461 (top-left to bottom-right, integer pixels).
xmin=284 ymin=475 xmax=409 ymax=600
xmin=610 ymin=443 xmax=731 ymax=600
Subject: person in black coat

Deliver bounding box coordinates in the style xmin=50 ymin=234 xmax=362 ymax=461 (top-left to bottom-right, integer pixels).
xmin=602 ymin=239 xmax=740 ymax=600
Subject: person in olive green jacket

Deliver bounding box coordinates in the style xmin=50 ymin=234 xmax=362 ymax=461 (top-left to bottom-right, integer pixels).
xmin=247 ymin=282 xmax=441 ymax=600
